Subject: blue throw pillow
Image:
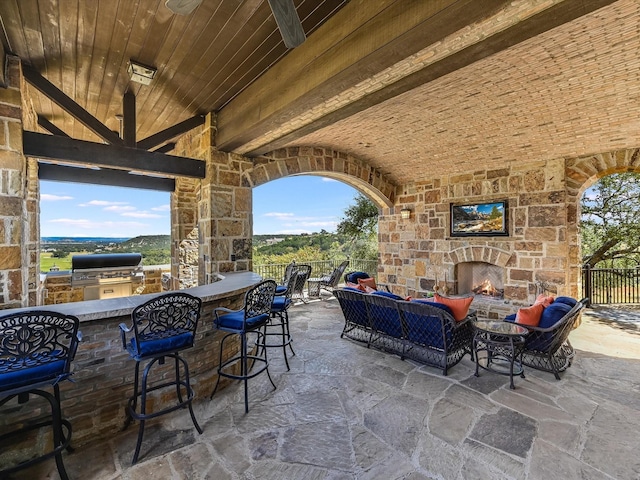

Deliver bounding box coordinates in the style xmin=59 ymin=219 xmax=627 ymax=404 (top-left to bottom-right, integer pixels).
xmin=343 ymin=286 xmax=364 ymax=293
xmin=538 ymin=302 xmax=572 ymax=328
xmin=371 ymin=290 xmax=404 ymax=301
xmin=553 ymin=296 xmax=578 ymax=308
xmin=345 ymin=271 xmax=370 ymax=283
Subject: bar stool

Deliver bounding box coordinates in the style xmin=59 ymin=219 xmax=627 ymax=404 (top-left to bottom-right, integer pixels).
xmin=262 ymin=267 xmax=298 ymax=370
xmin=0 ymin=310 xmax=81 ymax=480
xmin=210 ymin=280 xmax=277 ymax=413
xmin=119 ymin=292 xmax=203 ymax=464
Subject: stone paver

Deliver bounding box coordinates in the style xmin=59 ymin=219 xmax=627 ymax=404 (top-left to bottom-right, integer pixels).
xmin=6 ymin=300 xmax=640 ymax=479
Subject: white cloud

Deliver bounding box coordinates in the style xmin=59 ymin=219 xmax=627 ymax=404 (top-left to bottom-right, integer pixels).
xmin=321 ymin=178 xmax=338 ymax=182
xmin=121 ymin=211 xmax=163 ymax=219
xmin=151 ymin=204 xmax=170 ymax=212
xmin=79 ymin=200 xmax=129 ymax=207
xmin=104 ymin=205 xmax=136 ymax=212
xmin=264 ymin=212 xmax=295 ymax=218
xmin=41 ymin=194 xmax=73 ymax=201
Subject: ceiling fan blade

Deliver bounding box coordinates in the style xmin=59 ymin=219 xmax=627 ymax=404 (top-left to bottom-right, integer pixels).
xmin=267 ymin=0 xmax=306 ymax=49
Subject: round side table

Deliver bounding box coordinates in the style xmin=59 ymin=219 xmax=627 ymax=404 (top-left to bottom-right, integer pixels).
xmin=473 ymin=320 xmax=529 ymax=389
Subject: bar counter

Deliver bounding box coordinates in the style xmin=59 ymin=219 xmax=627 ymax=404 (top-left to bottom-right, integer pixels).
xmin=0 ymin=271 xmax=263 ymax=448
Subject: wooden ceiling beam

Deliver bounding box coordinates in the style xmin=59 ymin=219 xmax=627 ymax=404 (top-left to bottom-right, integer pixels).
xmin=38 ymin=163 xmax=176 ymax=192
xmin=24 ymin=131 xmax=205 ymax=178
xmin=37 ymin=115 xmax=69 ymax=137
xmin=22 ymin=64 xmax=125 ymax=146
xmin=153 ymin=143 xmax=176 ymax=154
xmin=123 ymin=90 xmax=136 ymax=147
xmin=136 ymin=114 xmax=205 ymax=151
xmin=216 ymin=0 xmax=617 ymax=155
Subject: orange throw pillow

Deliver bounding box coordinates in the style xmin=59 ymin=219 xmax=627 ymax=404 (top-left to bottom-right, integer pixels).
xmin=434 ymin=293 xmax=473 ymax=321
xmin=346 ymin=281 xmax=365 ymax=292
xmin=515 ymin=303 xmax=545 ymax=327
xmin=358 ymin=277 xmax=377 ymax=291
xmin=533 ymin=294 xmax=554 ymax=307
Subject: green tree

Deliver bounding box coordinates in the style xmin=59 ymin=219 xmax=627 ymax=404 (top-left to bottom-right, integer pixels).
xmin=581 ymin=172 xmax=640 ymax=267
xmin=336 ymin=193 xmax=379 ymax=261
xmin=489 ymin=205 xmax=501 ymax=219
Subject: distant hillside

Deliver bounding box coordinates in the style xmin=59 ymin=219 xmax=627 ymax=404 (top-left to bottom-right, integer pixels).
xmin=116 ymin=235 xmax=171 ymax=250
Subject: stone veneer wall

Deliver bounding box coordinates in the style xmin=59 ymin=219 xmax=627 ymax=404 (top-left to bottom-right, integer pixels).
xmin=377 ymin=158 xmax=574 ymax=314
xmin=175 ymin=114 xmax=254 ymax=284
xmin=0 ymin=57 xmax=39 ymax=309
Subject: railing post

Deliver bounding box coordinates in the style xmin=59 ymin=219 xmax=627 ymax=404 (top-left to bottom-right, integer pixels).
xmin=582 ymin=264 xmax=592 ymax=306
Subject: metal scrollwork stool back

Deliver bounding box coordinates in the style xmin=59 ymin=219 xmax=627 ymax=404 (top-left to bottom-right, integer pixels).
xmin=210 ymin=280 xmax=277 ymax=413
xmin=0 ymin=310 xmax=81 ymax=480
xmin=120 ymin=292 xmax=203 ymax=464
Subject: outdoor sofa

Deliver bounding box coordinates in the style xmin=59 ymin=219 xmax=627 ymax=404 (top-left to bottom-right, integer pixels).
xmin=504 ymin=296 xmax=587 ymax=379
xmin=334 ymin=288 xmax=475 ymax=375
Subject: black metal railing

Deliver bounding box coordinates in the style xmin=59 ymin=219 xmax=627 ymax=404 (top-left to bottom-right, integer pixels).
xmin=254 ymin=259 xmax=378 ymax=284
xmin=582 ymin=265 xmax=640 ymax=305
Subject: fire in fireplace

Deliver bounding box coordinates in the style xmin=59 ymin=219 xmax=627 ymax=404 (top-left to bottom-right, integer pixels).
xmin=456 ymin=261 xmax=504 ymax=300
xmin=472 ymin=278 xmax=504 ymax=298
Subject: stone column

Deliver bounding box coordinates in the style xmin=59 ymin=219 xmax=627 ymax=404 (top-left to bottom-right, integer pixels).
xmin=0 ymin=58 xmax=37 ymax=308
xmin=173 ymin=113 xmax=253 ymax=286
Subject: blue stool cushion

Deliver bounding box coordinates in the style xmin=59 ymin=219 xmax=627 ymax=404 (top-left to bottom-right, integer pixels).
xmin=130 ymin=332 xmax=194 ymax=358
xmin=538 ymin=302 xmax=572 ymax=329
xmin=271 ymin=296 xmax=291 ymax=313
xmin=215 ymin=311 xmax=269 ymax=330
xmin=0 ymin=359 xmax=66 ymax=390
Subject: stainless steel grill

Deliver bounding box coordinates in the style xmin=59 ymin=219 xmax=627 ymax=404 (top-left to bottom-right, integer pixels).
xmin=71 ymin=253 xmax=144 ymax=300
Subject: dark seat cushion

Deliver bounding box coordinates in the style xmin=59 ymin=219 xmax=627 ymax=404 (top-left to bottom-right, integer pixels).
xmin=275 ymin=285 xmax=287 ymax=295
xmin=411 ymin=299 xmax=454 ymax=316
xmin=553 ymin=296 xmax=578 ymax=308
xmin=130 ymin=331 xmax=194 ymax=358
xmin=0 ymin=358 xmax=66 ymax=391
xmin=215 ymin=311 xmax=269 ymax=331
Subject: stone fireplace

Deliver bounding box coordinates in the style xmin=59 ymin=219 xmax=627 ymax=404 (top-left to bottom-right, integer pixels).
xmin=456 ymin=261 xmax=504 ymax=300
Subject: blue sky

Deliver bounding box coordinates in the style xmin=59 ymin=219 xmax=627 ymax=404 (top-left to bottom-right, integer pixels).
xmin=40 ymin=175 xmax=360 ymax=237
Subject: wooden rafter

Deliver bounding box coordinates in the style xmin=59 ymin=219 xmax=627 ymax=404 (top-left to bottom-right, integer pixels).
xmin=24 ymin=131 xmax=205 ymax=178
xmin=137 ymin=115 xmax=205 ymax=150
xmin=37 ymin=115 xmax=69 ymax=137
xmin=38 ymin=163 xmax=176 ymax=192
xmin=22 ymin=64 xmax=124 ymax=146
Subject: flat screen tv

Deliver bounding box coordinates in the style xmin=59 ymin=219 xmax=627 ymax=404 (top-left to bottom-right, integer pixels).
xmin=450 ymin=200 xmax=508 ymax=237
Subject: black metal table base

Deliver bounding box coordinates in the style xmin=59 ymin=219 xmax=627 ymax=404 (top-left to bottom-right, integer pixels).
xmin=473 ymin=331 xmax=525 ymax=389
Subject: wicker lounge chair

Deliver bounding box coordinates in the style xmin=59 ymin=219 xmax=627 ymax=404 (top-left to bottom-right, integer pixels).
xmin=307 ymin=260 xmax=349 ymax=297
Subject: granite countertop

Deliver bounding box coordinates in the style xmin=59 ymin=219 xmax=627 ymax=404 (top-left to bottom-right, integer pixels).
xmin=5 ymin=271 xmax=263 ymax=322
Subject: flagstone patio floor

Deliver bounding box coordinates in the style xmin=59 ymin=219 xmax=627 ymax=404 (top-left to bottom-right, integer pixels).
xmin=6 ymin=299 xmax=640 ymax=480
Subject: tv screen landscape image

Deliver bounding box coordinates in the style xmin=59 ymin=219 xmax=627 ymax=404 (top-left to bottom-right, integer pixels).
xmin=450 ymin=201 xmax=508 ymax=237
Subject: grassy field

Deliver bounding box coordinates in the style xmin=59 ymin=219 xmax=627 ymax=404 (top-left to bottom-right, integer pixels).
xmin=40 ymin=251 xmax=89 ymax=272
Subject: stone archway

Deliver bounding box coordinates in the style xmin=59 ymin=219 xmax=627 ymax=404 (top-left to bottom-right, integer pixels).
xmin=243 ymin=147 xmax=397 ymax=208
xmin=565 ymin=148 xmax=640 ymax=297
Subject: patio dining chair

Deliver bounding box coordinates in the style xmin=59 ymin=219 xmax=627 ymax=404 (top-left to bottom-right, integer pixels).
xmin=308 ymin=260 xmax=349 ymax=298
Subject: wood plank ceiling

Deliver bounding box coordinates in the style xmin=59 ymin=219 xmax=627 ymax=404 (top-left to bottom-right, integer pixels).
xmin=0 ymin=0 xmax=348 ymax=145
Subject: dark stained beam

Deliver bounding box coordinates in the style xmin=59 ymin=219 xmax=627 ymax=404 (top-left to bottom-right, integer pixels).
xmin=37 ymin=115 xmax=69 ymax=137
xmin=22 ymin=64 xmax=124 ymax=145
xmin=24 ymin=131 xmax=205 ymax=178
xmin=268 ymin=0 xmax=306 ymax=49
xmin=38 ymin=163 xmax=175 ymax=191
xmin=123 ymin=90 xmax=136 ymax=147
xmin=136 ymin=115 xmax=205 ymax=151
xmin=153 ymin=143 xmax=176 ymax=154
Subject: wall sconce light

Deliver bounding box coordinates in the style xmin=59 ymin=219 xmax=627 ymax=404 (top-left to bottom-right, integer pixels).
xmin=400 ymin=208 xmax=411 ymax=219
xmin=127 ymin=60 xmax=157 ymax=85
